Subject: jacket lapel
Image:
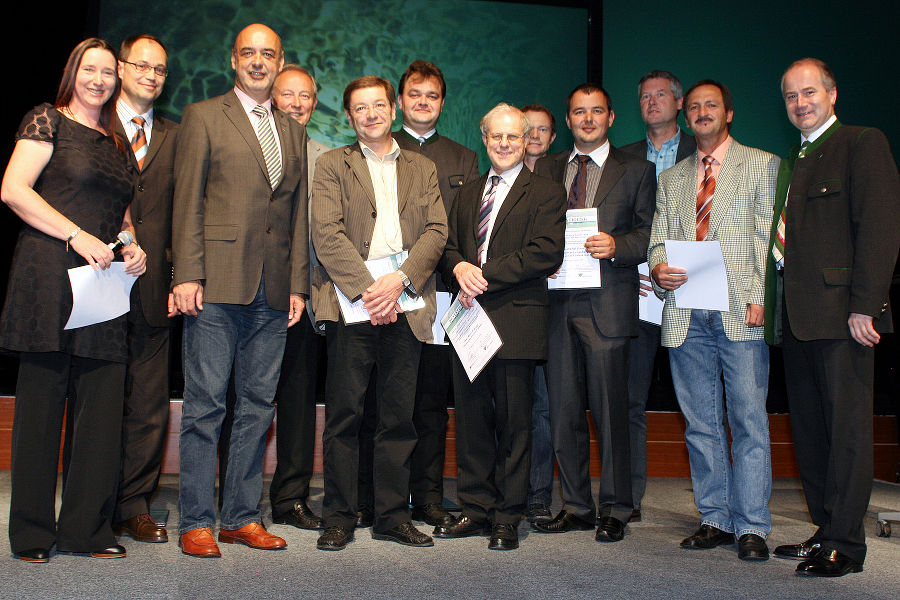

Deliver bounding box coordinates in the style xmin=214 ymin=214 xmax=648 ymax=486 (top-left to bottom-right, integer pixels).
xmin=396 ymin=150 xmax=413 ymax=215
xmin=345 ymin=144 xmax=377 ymax=209
xmin=592 ymin=151 xmax=624 ymax=208
xmin=142 ymin=117 xmax=167 ymax=171
xmin=492 ymin=168 xmax=530 ymax=237
xmin=707 ymin=141 xmax=743 ymax=239
xmin=114 ymin=119 xmax=139 ymax=171
xmin=222 ymin=91 xmax=270 ymax=183
xmin=678 ymin=154 xmax=699 ymax=240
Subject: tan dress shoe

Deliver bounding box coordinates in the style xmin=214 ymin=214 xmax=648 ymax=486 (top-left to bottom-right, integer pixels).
xmin=218 ymin=522 xmax=286 ymax=550
xmin=179 ymin=528 xmax=221 ymax=557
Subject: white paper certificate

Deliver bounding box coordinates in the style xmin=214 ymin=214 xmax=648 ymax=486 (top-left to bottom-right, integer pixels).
xmin=65 ymin=262 xmax=137 ymax=329
xmin=441 ymin=297 xmax=503 ymax=382
xmin=335 ymin=251 xmax=426 ymax=324
xmin=664 ymin=240 xmax=729 ymax=311
xmin=637 ymin=262 xmax=663 ymax=326
xmin=548 ymin=208 xmax=601 ymax=290
xmin=430 ymin=291 xmax=452 ymax=345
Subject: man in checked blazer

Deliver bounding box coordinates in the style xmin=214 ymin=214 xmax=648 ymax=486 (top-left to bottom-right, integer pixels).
xmin=648 ymin=80 xmax=778 ymax=561
xmin=172 ymin=23 xmax=308 ymax=558
xmin=310 ymin=75 xmax=447 ymax=551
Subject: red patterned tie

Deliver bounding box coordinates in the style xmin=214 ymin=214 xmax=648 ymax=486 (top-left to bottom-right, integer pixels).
xmin=696 ymin=155 xmax=715 ymax=241
xmin=131 ymin=116 xmax=147 ymax=170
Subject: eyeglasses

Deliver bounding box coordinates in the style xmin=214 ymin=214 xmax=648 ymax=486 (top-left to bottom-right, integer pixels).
xmin=122 ymin=60 xmax=169 ymax=77
xmin=487 ymin=133 xmax=524 ymax=144
xmin=351 ymin=101 xmax=390 ymax=116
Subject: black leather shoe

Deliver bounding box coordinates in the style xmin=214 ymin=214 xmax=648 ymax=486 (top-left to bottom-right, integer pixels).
xmin=356 ymin=507 xmax=374 ymax=528
xmin=796 ymin=549 xmax=863 ymax=577
xmin=91 ymin=544 xmax=127 ymax=559
xmin=411 ymin=503 xmax=454 ymax=527
xmin=680 ymin=524 xmax=735 ymax=549
xmin=488 ymin=524 xmax=519 ymax=550
xmin=16 ymin=548 xmax=50 ymax=563
xmin=595 ymin=516 xmax=626 ymax=542
xmin=273 ymin=499 xmax=323 ymax=530
xmin=317 ymin=526 xmax=354 ymax=551
xmin=737 ymin=533 xmax=769 ymax=561
xmin=433 ymin=515 xmax=490 ymax=538
xmin=773 ymin=537 xmax=822 ymax=560
xmin=630 ymin=509 xmax=642 ymax=523
xmin=532 ymin=510 xmax=594 ymax=533
xmin=372 ymin=522 xmax=433 ymax=547
xmin=526 ymin=504 xmax=552 ymax=523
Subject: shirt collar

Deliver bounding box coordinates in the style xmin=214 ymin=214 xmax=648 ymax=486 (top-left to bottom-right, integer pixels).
xmin=233 ymin=85 xmax=273 ymax=116
xmin=802 ymin=114 xmax=837 ymax=144
xmin=569 ymin=140 xmax=610 ymax=166
xmin=647 ymin=127 xmax=682 ymax=152
xmin=488 ymin=161 xmax=525 ymax=186
xmin=116 ymin=98 xmax=153 ymax=127
xmin=697 ymin=135 xmax=732 ymax=165
xmin=402 ymin=124 xmax=436 ymax=141
xmin=360 ymin=137 xmax=401 ymax=162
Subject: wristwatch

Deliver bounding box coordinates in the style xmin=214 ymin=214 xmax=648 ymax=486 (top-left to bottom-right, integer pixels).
xmin=397 ymin=269 xmax=411 ymax=289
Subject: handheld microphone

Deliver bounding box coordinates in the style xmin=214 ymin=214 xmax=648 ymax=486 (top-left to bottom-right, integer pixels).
xmin=108 ymin=230 xmax=134 ymax=255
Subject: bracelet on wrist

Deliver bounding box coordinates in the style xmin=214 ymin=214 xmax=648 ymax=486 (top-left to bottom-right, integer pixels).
xmin=65 ymin=226 xmax=82 ymax=252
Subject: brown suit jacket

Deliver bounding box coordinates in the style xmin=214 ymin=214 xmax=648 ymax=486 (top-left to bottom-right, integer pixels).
xmin=172 ymin=90 xmax=308 ymax=311
xmin=310 ymin=143 xmax=448 ymax=342
xmin=116 ymin=114 xmax=178 ymax=328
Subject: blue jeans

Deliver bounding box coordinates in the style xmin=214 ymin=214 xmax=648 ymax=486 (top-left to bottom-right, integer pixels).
xmin=528 ymin=363 xmax=554 ymax=507
xmin=668 ymin=310 xmax=772 ymax=538
xmin=178 ymin=279 xmax=287 ymax=534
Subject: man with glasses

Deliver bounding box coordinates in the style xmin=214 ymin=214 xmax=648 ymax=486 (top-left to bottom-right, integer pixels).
xmin=310 ymin=76 xmax=447 ymax=551
xmin=112 ymin=33 xmax=178 ymax=545
xmin=533 ymin=84 xmax=655 ymax=543
xmin=434 ymin=103 xmax=565 ymax=550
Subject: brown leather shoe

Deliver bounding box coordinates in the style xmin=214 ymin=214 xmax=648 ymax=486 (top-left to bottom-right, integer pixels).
xmin=115 ymin=514 xmax=168 ymax=543
xmin=218 ymin=522 xmax=286 ymax=550
xmin=179 ymin=528 xmax=221 ymax=558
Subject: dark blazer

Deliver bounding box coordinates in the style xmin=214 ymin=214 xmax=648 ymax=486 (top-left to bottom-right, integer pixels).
xmin=764 ymin=123 xmax=900 ymax=343
xmin=534 ymin=147 xmax=656 ymax=337
xmin=393 ymin=129 xmax=480 ymax=214
xmin=116 ymin=114 xmax=178 ymax=328
xmin=441 ymin=168 xmax=566 ymax=360
xmin=172 ymin=90 xmax=309 ymax=312
xmin=619 ymin=129 xmax=696 ymax=165
xmin=310 ymin=143 xmax=448 ymax=343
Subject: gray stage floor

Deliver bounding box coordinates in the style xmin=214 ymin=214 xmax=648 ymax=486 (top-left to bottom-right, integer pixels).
xmin=1 ymin=473 xmax=898 ymax=599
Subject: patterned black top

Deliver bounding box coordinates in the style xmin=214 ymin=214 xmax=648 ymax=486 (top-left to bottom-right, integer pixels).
xmin=0 ymin=104 xmax=135 ymax=362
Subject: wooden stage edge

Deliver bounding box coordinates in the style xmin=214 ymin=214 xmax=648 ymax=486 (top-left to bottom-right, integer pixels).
xmin=0 ymin=397 xmax=897 ymax=482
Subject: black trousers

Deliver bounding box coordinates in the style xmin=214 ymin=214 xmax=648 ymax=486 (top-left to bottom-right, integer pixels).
xmin=269 ymin=312 xmax=325 ymax=516
xmin=322 ymin=316 xmax=420 ymax=532
xmin=410 ymin=343 xmax=452 ymax=505
xmin=117 ymin=292 xmax=171 ymax=522
xmin=9 ymin=352 xmax=124 ymax=553
xmin=782 ymin=306 xmax=874 ymax=564
xmin=453 ymin=355 xmax=535 ymax=525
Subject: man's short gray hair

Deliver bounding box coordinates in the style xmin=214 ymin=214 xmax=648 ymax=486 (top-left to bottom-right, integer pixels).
xmin=480 ymin=103 xmax=531 ymax=137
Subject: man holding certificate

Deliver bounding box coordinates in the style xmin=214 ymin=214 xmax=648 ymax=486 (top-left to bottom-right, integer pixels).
xmin=533 ymin=84 xmax=655 ymax=543
xmin=436 ymin=103 xmax=565 ymax=550
xmin=310 ymin=76 xmax=447 ymax=551
xmin=648 ymin=80 xmax=778 ymax=561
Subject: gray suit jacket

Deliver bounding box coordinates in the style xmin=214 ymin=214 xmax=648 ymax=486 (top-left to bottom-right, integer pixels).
xmin=172 ymin=90 xmax=309 ymax=312
xmin=648 ymin=139 xmax=779 ymax=347
xmin=116 ymin=114 xmax=178 ymax=328
xmin=310 ymin=143 xmax=448 ymax=342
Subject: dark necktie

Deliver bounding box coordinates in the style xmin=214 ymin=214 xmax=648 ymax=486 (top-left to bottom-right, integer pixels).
xmin=567 ymin=154 xmax=591 ymax=209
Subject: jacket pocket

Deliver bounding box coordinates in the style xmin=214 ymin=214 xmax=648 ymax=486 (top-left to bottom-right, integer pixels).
xmin=822 ymin=267 xmax=851 ymax=286
xmin=448 ymin=174 xmax=465 ymax=188
xmin=808 ymin=179 xmax=841 ymax=198
xmin=204 ymin=224 xmax=238 ymax=241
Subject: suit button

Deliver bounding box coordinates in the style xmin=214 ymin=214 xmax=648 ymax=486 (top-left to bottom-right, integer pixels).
xmin=820 ymin=187 xmax=827 ymax=193
xmin=267 ymin=227 xmax=272 ymax=233
xmin=271 ymin=194 xmax=275 ymax=202
xmin=137 ymin=218 xmax=143 ymax=225
xmin=364 ymin=241 xmax=370 ymax=248
xmin=137 ymin=184 xmax=144 ymax=192
xmin=371 ymin=211 xmax=377 ymax=218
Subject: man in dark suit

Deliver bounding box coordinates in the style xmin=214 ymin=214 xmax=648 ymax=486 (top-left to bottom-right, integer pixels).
xmin=384 ymin=60 xmax=480 ymax=528
xmin=310 ymin=76 xmax=447 ymax=551
xmin=266 ymin=64 xmax=330 ymax=532
xmin=172 ymin=23 xmax=308 ymax=558
xmin=434 ymin=103 xmax=565 ymax=550
xmin=533 ymin=84 xmax=655 ymax=543
xmin=111 ymin=34 xmax=178 ymax=545
xmin=618 ymin=70 xmax=695 ymax=522
xmin=765 ymin=58 xmax=900 ymax=577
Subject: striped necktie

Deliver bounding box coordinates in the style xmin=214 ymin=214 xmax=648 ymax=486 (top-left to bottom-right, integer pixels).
xmin=477 ymin=175 xmax=501 ymax=265
xmin=131 ymin=116 xmax=147 ymax=170
xmin=252 ymin=105 xmax=282 ymax=190
xmin=771 ymin=141 xmax=809 ymax=265
xmin=696 ymin=155 xmax=715 ymax=241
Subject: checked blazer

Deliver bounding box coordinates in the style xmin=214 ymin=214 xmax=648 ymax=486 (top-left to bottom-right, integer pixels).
xmin=648 ymin=139 xmax=779 ymax=347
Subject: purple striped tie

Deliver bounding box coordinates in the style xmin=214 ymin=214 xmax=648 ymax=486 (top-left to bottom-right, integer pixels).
xmin=477 ymin=175 xmax=501 ymax=265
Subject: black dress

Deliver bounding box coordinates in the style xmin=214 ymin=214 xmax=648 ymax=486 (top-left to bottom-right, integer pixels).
xmin=0 ymin=103 xmax=133 ymax=362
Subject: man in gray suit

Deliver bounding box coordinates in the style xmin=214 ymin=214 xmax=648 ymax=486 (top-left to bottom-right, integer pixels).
xmin=618 ymin=70 xmax=696 ymax=522
xmin=172 ymin=23 xmax=308 ymax=558
xmin=311 ymin=76 xmax=447 ymax=551
xmin=267 ymin=64 xmax=329 ymax=531
xmin=649 ymin=79 xmax=777 ymax=561
xmin=533 ymin=84 xmax=655 ymax=543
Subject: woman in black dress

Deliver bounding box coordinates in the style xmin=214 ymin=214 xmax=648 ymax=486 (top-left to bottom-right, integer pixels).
xmin=0 ymin=38 xmax=146 ymax=562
